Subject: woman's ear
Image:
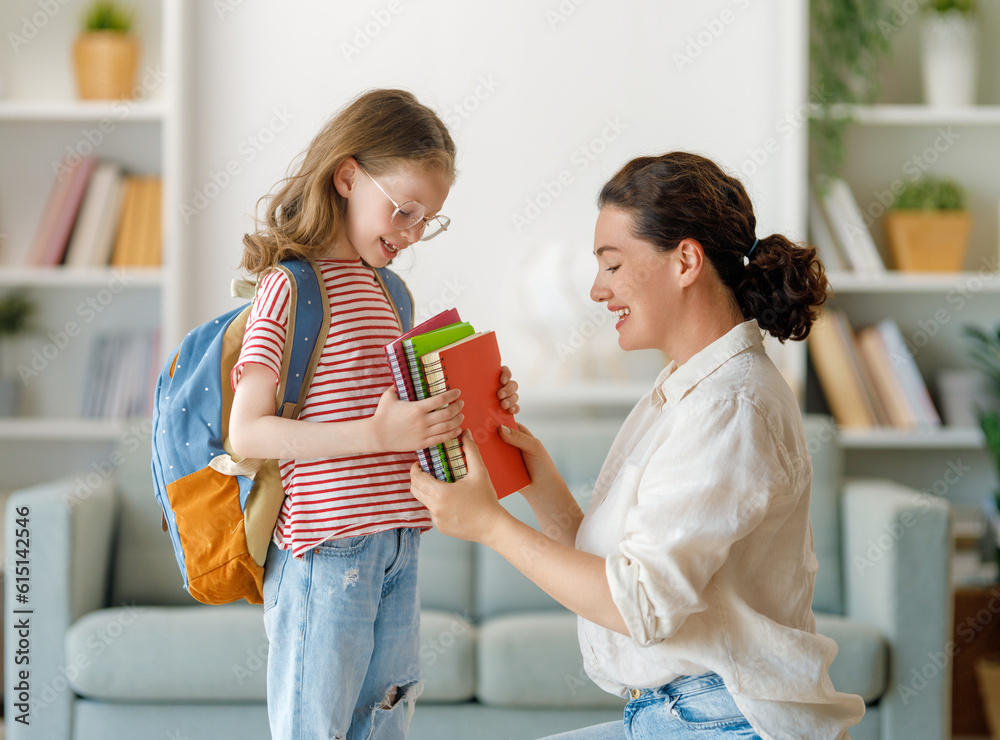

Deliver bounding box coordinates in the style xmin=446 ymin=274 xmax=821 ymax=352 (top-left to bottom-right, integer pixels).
xmin=332 ymin=157 xmax=358 ymax=199
xmin=675 ymin=238 xmax=705 ymax=287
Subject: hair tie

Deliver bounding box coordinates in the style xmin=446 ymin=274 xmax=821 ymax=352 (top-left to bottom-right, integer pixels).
xmin=743 ymin=238 xmax=759 ymax=267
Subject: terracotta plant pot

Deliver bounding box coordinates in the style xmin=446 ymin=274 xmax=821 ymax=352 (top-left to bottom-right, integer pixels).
xmin=73 ymin=31 xmax=139 ymax=100
xmin=884 ymin=209 xmax=971 ymax=272
xmin=977 ymin=657 xmax=1000 ymax=740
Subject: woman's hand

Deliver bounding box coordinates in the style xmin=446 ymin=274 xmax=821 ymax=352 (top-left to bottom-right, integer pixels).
xmin=499 ymin=423 xmax=567 ymax=499
xmin=410 ymin=430 xmax=508 ymax=545
xmin=498 ymin=365 xmax=519 ymax=414
xmin=370 ymin=387 xmax=463 ymax=453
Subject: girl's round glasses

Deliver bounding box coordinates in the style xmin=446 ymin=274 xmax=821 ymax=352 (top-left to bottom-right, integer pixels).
xmin=360 ymin=167 xmax=450 ymax=241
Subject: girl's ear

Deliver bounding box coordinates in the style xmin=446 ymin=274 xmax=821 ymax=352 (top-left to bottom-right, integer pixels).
xmin=332 ymin=157 xmax=359 ymax=199
xmin=675 ymin=238 xmax=705 ymax=287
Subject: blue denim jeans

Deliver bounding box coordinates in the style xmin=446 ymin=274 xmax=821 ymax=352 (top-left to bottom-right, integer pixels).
xmin=262 ymin=528 xmax=423 ymax=740
xmin=540 ymin=673 xmax=761 ymax=740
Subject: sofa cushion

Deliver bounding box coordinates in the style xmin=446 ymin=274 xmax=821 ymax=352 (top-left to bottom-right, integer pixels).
xmin=418 ymin=610 xmax=476 ymax=703
xmin=815 ymin=613 xmax=887 ymax=703
xmin=477 ymin=611 xmax=624 ymax=709
xmin=65 ymin=604 xmax=268 ymax=701
xmin=65 ymin=603 xmax=477 ymax=704
xmin=418 ymin=528 xmax=475 ymax=616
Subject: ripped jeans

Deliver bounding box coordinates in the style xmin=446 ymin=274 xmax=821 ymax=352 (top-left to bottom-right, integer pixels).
xmin=263 ymin=528 xmax=423 ymax=740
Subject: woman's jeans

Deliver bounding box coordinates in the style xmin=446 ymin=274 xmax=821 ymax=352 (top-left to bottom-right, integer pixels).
xmin=540 ymin=673 xmax=762 ymax=740
xmin=262 ymin=528 xmax=423 ymax=740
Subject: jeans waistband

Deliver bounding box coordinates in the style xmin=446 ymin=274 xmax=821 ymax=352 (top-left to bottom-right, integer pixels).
xmin=628 ymin=672 xmax=723 ymax=701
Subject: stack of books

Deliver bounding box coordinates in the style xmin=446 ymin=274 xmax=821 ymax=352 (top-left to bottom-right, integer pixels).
xmin=384 ymin=309 xmax=530 ymax=498
xmin=81 ymin=329 xmax=160 ymax=419
xmin=808 ymin=309 xmax=941 ymax=429
xmin=26 ymin=155 xmax=162 ymax=269
xmin=809 ymin=176 xmax=886 ymax=274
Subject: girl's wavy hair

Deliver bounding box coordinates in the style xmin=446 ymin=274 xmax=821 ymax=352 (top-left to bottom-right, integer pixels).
xmin=241 ymin=88 xmax=456 ymax=277
xmin=597 ymin=152 xmax=829 ymax=342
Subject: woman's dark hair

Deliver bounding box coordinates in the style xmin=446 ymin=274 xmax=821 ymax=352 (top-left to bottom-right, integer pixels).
xmin=597 ymin=152 xmax=828 ymax=342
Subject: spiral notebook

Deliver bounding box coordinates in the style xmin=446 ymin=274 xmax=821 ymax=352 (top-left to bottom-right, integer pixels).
xmin=383 ymin=308 xmax=462 ymax=478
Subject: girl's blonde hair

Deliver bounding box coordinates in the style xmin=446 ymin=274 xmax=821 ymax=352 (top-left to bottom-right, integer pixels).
xmin=240 ymin=88 xmax=456 ymax=277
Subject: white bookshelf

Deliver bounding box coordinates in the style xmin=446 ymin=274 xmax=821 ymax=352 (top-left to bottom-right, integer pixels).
xmin=0 ymin=0 xmax=189 ymax=488
xmin=806 ymin=2 xmax=1000 ymax=508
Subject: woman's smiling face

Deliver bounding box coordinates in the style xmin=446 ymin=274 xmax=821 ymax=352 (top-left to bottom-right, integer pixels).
xmin=589 ymin=206 xmax=678 ymax=356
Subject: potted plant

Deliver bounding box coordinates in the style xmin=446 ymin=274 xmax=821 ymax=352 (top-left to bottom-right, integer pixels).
xmin=73 ymin=1 xmax=138 ymax=100
xmin=809 ymin=0 xmax=895 ymax=179
xmin=965 ymin=324 xmax=1000 ymax=737
xmin=922 ymin=0 xmax=978 ymax=107
xmin=0 ymin=290 xmax=34 ymax=416
xmin=884 ymin=177 xmax=971 ymax=272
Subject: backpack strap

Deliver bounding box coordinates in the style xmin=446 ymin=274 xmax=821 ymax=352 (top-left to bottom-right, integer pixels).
xmin=374 ymin=266 xmax=415 ymax=333
xmin=273 ymin=259 xmax=331 ymax=419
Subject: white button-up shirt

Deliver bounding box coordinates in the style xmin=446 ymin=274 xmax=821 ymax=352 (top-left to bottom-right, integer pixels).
xmin=576 ymin=320 xmax=865 ymax=739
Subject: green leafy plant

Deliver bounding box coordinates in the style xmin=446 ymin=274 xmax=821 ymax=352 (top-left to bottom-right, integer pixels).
xmin=81 ymin=1 xmax=134 ymax=34
xmin=0 ymin=291 xmax=33 ymax=339
xmin=925 ymin=0 xmax=977 ymax=14
xmin=809 ymin=0 xmax=896 ymax=179
xmin=964 ymin=324 xmax=1000 ymax=576
xmin=893 ymin=177 xmax=967 ymax=211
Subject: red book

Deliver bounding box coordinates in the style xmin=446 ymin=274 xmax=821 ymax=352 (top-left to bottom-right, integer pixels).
xmin=420 ymin=331 xmax=530 ymax=499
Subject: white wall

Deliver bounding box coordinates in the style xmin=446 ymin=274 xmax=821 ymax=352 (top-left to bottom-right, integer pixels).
xmin=186 ymin=0 xmax=808 ymax=390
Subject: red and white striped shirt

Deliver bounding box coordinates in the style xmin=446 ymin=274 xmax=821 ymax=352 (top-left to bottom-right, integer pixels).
xmin=232 ymin=259 xmax=430 ymax=557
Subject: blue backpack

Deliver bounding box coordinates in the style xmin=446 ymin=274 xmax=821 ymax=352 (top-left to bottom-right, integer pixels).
xmin=151 ymin=259 xmax=413 ymax=605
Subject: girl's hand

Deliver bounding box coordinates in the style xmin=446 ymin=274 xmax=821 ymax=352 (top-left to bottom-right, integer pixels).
xmin=498 ymin=365 xmax=519 ymax=414
xmin=370 ymin=387 xmax=463 ymax=452
xmin=410 ymin=430 xmax=508 ymax=544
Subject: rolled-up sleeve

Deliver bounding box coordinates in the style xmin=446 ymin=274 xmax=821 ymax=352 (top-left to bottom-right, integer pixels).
xmin=606 ymin=398 xmax=789 ymax=647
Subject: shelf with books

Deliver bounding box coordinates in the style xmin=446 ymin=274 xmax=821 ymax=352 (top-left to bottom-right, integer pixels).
xmin=0 ymin=0 xmax=188 ymax=489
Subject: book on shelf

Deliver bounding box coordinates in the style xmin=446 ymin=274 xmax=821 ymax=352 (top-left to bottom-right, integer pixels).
xmin=809 ymin=310 xmax=943 ymax=431
xmin=111 ymin=175 xmax=162 ymax=267
xmin=855 ymin=327 xmax=919 ymax=430
xmin=64 ymin=161 xmax=125 ymax=268
xmin=82 ymin=329 xmax=158 ymax=419
xmin=404 ymin=320 xmax=477 ymax=481
xmin=26 ymin=155 xmax=99 ymax=267
xmin=383 ymin=307 xmax=462 ymax=476
xmin=420 ymin=330 xmax=529 ymax=498
xmin=873 ymin=318 xmax=941 ymax=428
xmin=816 ymin=177 xmax=886 ymax=275
xmin=808 ymin=309 xmax=877 ymax=428
xmin=808 ymin=192 xmax=847 ymax=272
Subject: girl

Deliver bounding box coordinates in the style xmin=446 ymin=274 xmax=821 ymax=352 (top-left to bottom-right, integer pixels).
xmin=411 ymin=151 xmax=866 ymax=739
xmin=228 ymin=89 xmax=519 ymax=740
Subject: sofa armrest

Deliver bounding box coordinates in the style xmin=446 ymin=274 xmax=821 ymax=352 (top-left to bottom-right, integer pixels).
xmin=841 ymin=479 xmax=951 ymax=740
xmin=4 ymin=476 xmax=117 ymax=740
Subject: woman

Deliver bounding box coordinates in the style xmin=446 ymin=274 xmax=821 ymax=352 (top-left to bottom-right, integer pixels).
xmin=410 ymin=151 xmax=865 ymax=739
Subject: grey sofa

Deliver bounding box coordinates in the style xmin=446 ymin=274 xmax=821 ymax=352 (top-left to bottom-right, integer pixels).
xmin=4 ymin=415 xmax=950 ymax=739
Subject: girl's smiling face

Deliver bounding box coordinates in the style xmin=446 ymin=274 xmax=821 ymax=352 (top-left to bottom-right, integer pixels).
xmin=590 ymin=206 xmax=678 ymax=356
xmin=331 ymin=159 xmax=451 ymax=266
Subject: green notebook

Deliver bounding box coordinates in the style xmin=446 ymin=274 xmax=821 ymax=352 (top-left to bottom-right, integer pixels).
xmin=403 ymin=321 xmax=476 ymax=482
